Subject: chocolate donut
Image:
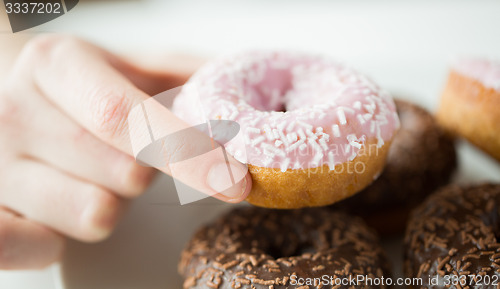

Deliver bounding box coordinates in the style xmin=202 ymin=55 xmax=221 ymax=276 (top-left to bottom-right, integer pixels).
xmin=333 ymin=99 xmax=457 ymax=234
xmin=179 ymin=207 xmax=391 ymax=289
xmin=404 ymin=184 xmax=500 ymax=288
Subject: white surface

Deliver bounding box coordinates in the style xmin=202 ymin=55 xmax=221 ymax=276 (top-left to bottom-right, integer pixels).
xmin=1 ymin=0 xmax=500 ymax=288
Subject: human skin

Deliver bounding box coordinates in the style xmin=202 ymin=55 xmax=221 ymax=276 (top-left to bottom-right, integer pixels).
xmin=0 ymin=32 xmax=251 ymax=269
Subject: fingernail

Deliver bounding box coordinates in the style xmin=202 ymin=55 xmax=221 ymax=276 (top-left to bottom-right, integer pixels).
xmin=124 ymin=163 xmax=156 ymax=197
xmin=81 ymin=198 xmax=121 ymax=242
xmin=81 ymin=207 xmax=111 ymax=242
xmin=207 ymin=162 xmax=248 ymax=199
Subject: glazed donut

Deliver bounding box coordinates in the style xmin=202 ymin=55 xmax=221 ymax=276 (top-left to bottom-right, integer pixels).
xmin=334 ymin=99 xmax=457 ymax=235
xmin=179 ymin=207 xmax=391 ymax=289
xmin=404 ymin=184 xmax=500 ymax=288
xmin=437 ymin=58 xmax=500 ymax=162
xmin=173 ymin=51 xmax=400 ymax=208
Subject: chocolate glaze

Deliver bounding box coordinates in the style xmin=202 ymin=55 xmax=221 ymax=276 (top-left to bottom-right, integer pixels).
xmin=179 ymin=207 xmax=391 ymax=289
xmin=333 ymin=99 xmax=457 ymax=234
xmin=404 ymin=184 xmax=500 ymax=289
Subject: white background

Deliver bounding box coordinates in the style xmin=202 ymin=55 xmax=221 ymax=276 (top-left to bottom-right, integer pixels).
xmin=1 ymin=0 xmax=500 ymax=288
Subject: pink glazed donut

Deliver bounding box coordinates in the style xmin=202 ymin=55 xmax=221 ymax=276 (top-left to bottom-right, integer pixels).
xmin=172 ymin=51 xmax=399 ymax=208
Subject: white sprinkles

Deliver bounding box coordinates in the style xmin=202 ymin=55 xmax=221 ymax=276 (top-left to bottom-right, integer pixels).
xmin=173 ymin=51 xmax=400 ymax=170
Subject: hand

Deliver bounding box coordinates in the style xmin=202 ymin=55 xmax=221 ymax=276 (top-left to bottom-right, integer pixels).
xmin=0 ymin=35 xmax=251 ymax=269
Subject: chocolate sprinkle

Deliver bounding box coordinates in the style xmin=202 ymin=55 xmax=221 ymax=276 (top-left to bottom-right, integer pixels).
xmin=404 ymin=184 xmax=500 ymax=289
xmin=179 ymin=207 xmax=390 ymax=288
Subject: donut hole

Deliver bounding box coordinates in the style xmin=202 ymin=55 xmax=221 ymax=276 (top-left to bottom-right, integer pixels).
xmin=245 ymin=68 xmax=292 ymax=112
xmin=242 ymin=60 xmax=345 ymax=114
xmin=480 ymin=206 xmax=500 ymax=242
xmin=251 ymin=227 xmax=320 ymax=259
xmin=265 ymin=241 xmax=316 ymax=259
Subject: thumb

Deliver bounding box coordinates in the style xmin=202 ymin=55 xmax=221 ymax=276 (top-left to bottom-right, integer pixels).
xmin=128 ymin=90 xmax=251 ymax=203
xmin=116 ymin=52 xmax=207 ymax=96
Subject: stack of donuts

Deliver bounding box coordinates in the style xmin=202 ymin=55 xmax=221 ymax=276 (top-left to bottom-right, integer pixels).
xmin=173 ymin=52 xmax=500 ymax=289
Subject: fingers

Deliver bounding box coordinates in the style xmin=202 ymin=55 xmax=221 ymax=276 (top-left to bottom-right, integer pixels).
xmin=129 ymin=98 xmax=251 ymax=202
xmin=24 ymin=35 xmax=147 ymax=155
xmin=12 ymin=35 xmax=251 ymax=203
xmin=0 ymin=209 xmax=64 ymax=270
xmin=0 ymin=159 xmax=125 ymax=242
xmin=19 ymin=35 xmax=198 ymax=155
xmin=162 ymin=146 xmax=250 ymax=203
xmin=117 ymin=52 xmax=207 ymax=96
xmin=21 ymin=84 xmax=154 ymax=197
xmin=24 ymin=35 xmax=251 ymax=201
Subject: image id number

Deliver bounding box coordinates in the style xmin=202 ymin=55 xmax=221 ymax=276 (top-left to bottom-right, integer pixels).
xmin=5 ymin=2 xmax=62 ymax=14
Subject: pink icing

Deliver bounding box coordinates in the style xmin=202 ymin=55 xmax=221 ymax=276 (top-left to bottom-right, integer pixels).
xmin=452 ymin=57 xmax=500 ymax=91
xmin=172 ymin=51 xmax=399 ymax=171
